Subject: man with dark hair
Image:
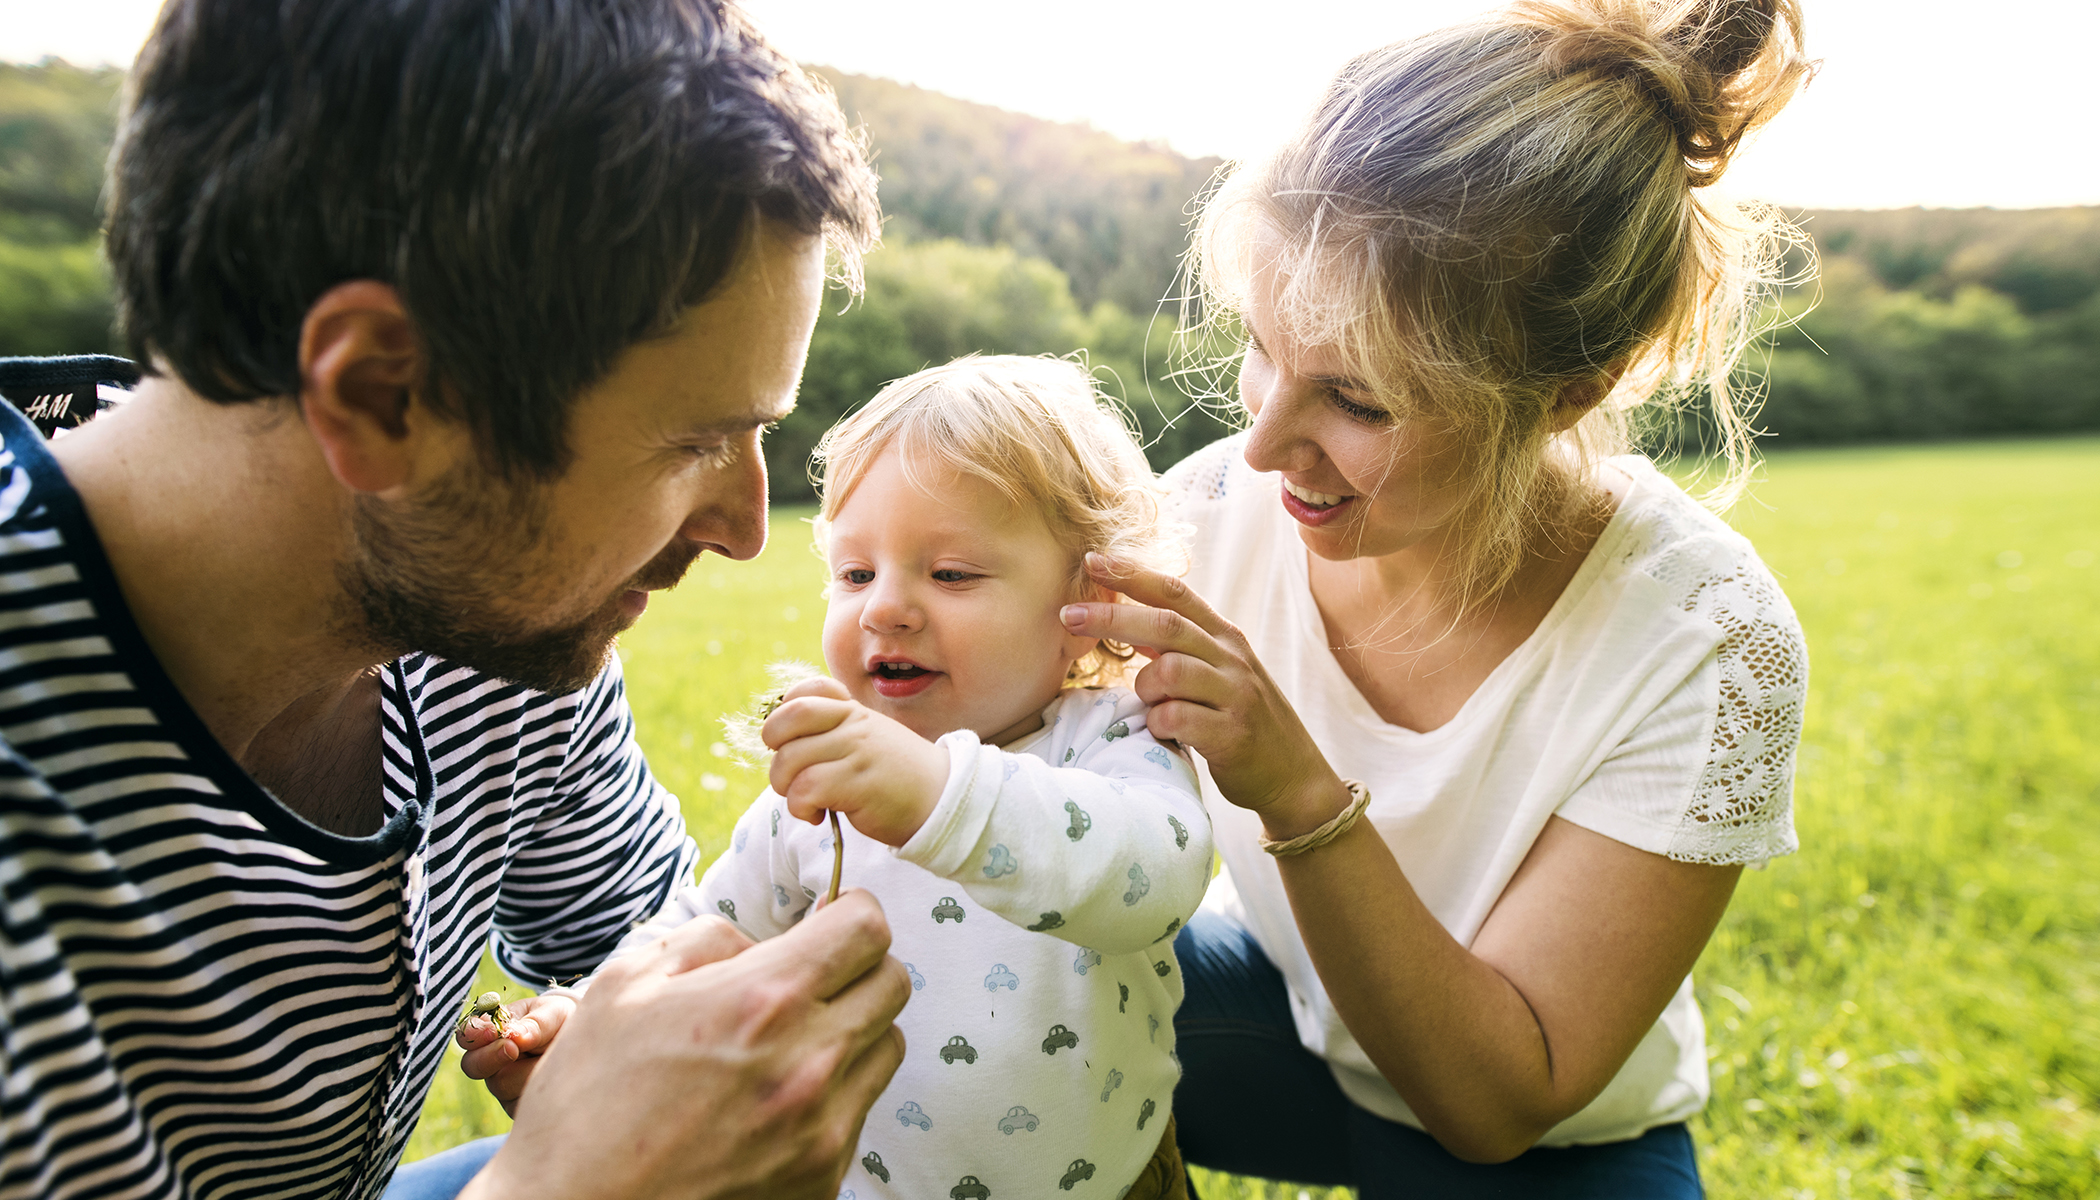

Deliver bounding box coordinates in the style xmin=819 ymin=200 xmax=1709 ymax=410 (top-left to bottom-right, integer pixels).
xmin=0 ymin=2 xmax=907 ymax=1198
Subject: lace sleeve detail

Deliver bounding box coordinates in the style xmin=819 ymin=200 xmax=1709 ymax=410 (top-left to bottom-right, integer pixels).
xmin=1660 ymin=551 xmax=1809 ymax=865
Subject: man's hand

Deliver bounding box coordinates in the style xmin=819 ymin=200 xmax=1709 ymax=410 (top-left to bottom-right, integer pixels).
xmin=456 ymin=991 xmax=579 ymax=1116
xmin=458 ymin=891 xmax=909 ymax=1200
xmin=763 ymin=677 xmax=949 ymax=846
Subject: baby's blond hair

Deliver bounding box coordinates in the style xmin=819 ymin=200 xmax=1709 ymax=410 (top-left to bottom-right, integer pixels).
xmin=812 ymin=355 xmax=1184 ymax=689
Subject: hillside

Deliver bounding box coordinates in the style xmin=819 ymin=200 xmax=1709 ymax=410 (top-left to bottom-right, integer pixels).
xmin=3 ymin=57 xmax=2097 ymax=475
xmin=814 ymin=68 xmax=1222 ymax=318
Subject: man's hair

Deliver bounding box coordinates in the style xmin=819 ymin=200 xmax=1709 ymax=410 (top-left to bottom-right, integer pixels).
xmin=106 ymin=0 xmax=880 ymax=479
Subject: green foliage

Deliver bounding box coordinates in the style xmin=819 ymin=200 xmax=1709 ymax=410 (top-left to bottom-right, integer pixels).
xmin=0 ymin=61 xmax=121 ymax=240
xmin=410 ymin=439 xmax=2100 ymax=1198
xmin=0 ymin=61 xmax=122 ymax=356
xmin=1760 ymin=258 xmax=2100 ymax=443
xmin=0 ymin=233 xmax=116 ymax=355
xmin=1798 ymin=207 xmax=2100 ymax=315
xmin=779 ymin=237 xmax=1236 ymax=500
xmin=817 ymin=69 xmax=1221 ymax=317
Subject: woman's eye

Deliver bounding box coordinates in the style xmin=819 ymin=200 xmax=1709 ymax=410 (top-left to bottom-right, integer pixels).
xmin=1330 ymin=391 xmax=1393 ymax=426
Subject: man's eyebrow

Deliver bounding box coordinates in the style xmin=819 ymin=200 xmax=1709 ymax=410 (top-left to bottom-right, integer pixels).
xmin=682 ymin=405 xmax=791 ymax=436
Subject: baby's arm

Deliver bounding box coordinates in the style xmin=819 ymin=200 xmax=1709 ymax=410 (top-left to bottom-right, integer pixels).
xmin=898 ymin=690 xmax=1213 ymax=955
xmin=639 ymin=796 xmax=814 ymax=947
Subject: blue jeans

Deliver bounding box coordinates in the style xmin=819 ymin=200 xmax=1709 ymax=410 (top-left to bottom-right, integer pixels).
xmin=1171 ymin=911 xmax=1705 ymax=1200
xmin=382 ymin=1135 xmax=505 ymax=1200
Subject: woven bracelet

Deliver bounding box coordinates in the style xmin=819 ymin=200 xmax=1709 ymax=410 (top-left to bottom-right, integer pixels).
xmin=1258 ymin=779 xmax=1371 ymax=857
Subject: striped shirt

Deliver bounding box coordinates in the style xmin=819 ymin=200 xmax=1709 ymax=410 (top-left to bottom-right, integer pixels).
xmin=0 ymin=392 xmax=697 ymax=1200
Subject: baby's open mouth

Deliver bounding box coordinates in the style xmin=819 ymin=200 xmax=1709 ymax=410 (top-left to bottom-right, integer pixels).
xmin=869 ymin=658 xmax=939 ymax=698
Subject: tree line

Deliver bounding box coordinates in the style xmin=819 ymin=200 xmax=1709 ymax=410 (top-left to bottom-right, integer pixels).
xmin=3 ymin=58 xmax=2094 ymax=500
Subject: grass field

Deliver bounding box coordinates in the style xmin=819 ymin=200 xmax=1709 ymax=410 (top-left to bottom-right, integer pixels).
xmin=404 ymin=438 xmax=2100 ymax=1199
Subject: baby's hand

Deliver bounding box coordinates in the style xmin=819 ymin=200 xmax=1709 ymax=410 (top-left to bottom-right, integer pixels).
xmin=456 ymin=991 xmax=575 ymax=1117
xmin=764 ymin=677 xmax=949 ymax=846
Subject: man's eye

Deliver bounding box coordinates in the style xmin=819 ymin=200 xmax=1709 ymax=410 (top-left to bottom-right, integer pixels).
xmin=690 ymin=442 xmax=739 ymax=468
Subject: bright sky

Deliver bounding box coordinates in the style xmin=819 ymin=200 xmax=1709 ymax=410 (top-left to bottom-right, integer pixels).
xmin=6 ymin=0 xmax=2092 ymax=210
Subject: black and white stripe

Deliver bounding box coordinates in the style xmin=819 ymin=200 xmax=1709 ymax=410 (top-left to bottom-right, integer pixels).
xmin=0 ymin=389 xmax=695 ymax=1200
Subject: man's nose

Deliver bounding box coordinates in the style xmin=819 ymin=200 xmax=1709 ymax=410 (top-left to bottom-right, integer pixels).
xmin=680 ymin=431 xmax=769 ymax=561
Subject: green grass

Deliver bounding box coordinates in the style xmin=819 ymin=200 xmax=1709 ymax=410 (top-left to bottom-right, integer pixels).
xmin=407 ymin=438 xmax=2100 ymax=1199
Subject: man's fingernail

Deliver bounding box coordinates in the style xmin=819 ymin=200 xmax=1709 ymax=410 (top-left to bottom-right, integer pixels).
xmin=1061 ymin=605 xmax=1087 ymax=627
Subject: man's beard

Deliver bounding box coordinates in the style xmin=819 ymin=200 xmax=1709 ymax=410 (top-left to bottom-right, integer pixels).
xmin=340 ymin=462 xmax=697 ymax=695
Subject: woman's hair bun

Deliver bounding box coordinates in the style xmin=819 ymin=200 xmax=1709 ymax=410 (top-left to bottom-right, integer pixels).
xmin=1672 ymin=0 xmax=1779 ymax=78
xmin=1516 ymin=0 xmax=1814 ymax=187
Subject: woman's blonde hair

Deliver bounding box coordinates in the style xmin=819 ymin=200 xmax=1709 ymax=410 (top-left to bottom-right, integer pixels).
xmin=1190 ymin=0 xmax=1815 ymax=614
xmin=812 ymin=355 xmax=1185 ymax=688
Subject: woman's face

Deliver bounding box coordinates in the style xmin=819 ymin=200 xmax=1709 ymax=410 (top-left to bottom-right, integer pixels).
xmin=1237 ymin=242 xmax=1472 ymax=564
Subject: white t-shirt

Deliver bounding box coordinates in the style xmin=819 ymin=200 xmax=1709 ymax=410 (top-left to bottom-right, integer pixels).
xmin=1167 ymin=435 xmax=1807 ymax=1146
xmin=610 ymin=688 xmax=1212 ymax=1200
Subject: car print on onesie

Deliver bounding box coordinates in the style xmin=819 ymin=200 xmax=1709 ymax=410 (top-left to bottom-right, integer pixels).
xmin=982 ymin=844 xmax=1018 ymax=878
xmin=997 ymin=1105 xmax=1040 ymax=1134
xmin=931 ymin=897 xmax=966 ymax=923
xmin=982 ymin=964 xmax=1019 ymax=991
xmin=1040 ymin=1024 xmax=1079 ymax=1055
xmin=1059 ymin=1160 xmax=1097 ymax=1190
xmin=950 ymin=1176 xmax=990 ymax=1200
xmin=1123 ymin=864 xmax=1150 ymax=906
xmin=861 ymin=1151 xmax=891 ymax=1183
xmin=1063 ymin=801 xmax=1091 ymax=841
xmin=939 ymin=1036 xmax=979 ymax=1065
xmin=1026 ymin=911 xmax=1064 ymax=931
xmin=896 ymin=1101 xmax=932 ymax=1130
xmin=1072 ymin=947 xmax=1101 ymax=974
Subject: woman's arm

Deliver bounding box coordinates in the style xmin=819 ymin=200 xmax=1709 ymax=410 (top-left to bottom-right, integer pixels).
xmin=1063 ymin=556 xmax=1739 ymax=1162
xmin=1273 ymin=788 xmax=1737 ymax=1160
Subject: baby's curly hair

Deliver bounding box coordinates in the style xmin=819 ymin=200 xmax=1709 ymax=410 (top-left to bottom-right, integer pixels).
xmin=812 ymin=355 xmax=1186 ymax=689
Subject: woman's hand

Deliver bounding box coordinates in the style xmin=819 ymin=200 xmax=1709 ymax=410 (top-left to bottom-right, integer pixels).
xmin=763 ymin=677 xmax=949 ymax=847
xmin=1060 ymin=553 xmax=1352 ymax=838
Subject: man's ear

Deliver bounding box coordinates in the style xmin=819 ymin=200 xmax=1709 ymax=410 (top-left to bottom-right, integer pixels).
xmin=297 ymin=281 xmax=432 ymax=495
xmin=1545 ymin=361 xmax=1629 ymax=434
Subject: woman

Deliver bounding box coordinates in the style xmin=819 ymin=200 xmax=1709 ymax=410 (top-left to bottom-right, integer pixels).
xmin=1062 ymin=0 xmax=1813 ymax=1194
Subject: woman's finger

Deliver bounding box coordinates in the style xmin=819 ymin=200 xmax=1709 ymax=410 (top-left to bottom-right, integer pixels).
xmin=1130 ymin=650 xmax=1236 ymax=713
xmin=1061 ymin=596 xmax=1225 ymax=668
xmin=1083 ymin=553 xmax=1240 ymax=642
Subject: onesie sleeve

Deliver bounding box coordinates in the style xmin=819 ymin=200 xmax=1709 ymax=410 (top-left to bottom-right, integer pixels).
xmin=895 ymin=690 xmax=1213 ymax=955
xmin=595 ymin=791 xmax=813 ymax=978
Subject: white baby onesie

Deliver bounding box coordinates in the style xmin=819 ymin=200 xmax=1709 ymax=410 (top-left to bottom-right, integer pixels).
xmin=622 ymin=687 xmax=1212 ymax=1200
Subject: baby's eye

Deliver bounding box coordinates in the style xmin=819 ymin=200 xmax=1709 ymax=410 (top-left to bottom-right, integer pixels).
xmin=931 ymin=569 xmax=980 ymax=584
xmin=839 ymin=568 xmax=875 ymax=586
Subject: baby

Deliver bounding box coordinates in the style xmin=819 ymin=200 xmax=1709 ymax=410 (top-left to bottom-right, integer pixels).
xmin=607 ymin=356 xmax=1209 ymax=1200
